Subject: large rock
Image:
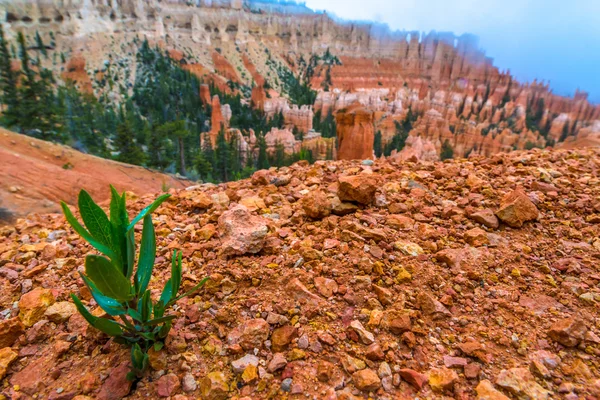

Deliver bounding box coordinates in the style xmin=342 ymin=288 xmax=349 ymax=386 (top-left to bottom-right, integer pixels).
xmin=0 ymin=347 xmax=18 ymax=380
xmin=156 ymin=373 xmax=180 ymax=397
xmin=496 ymin=187 xmax=539 ymax=227
xmin=44 ymin=301 xmax=77 ymax=323
xmin=97 ymin=362 xmax=132 ymax=400
xmin=18 ymin=288 xmax=56 ymax=327
xmin=302 ymin=190 xmax=331 ymax=219
xmin=338 ymin=174 xmax=379 ymax=205
xmin=547 ymin=317 xmax=587 ymax=347
xmin=475 ymin=379 xmax=511 ymax=400
xmin=199 ymin=371 xmax=229 ymax=400
xmin=496 ymin=368 xmax=550 ymax=399
xmin=218 ymin=205 xmax=269 ymax=256
xmin=226 ymin=318 xmax=269 ymax=350
xmin=0 ymin=317 xmax=25 ymax=347
xmin=271 ymin=325 xmax=298 ymax=352
xmin=352 ymin=368 xmax=381 ymax=392
xmin=428 ymin=367 xmax=458 ymax=393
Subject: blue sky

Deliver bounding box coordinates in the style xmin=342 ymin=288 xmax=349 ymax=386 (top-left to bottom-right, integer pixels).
xmin=304 ymin=0 xmax=600 ymax=103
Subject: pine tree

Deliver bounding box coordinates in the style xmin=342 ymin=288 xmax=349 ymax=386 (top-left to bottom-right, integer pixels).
xmin=157 ymin=120 xmax=190 ymax=176
xmin=215 ymin=127 xmax=230 ymax=182
xmin=257 ymin=132 xmax=270 ymax=170
xmin=274 ymin=141 xmax=286 ymax=167
xmin=194 ymin=150 xmax=213 ymax=182
xmin=440 ymin=139 xmax=454 ymax=160
xmin=559 ymin=120 xmax=570 ymax=143
xmin=16 ymin=32 xmax=42 ymax=135
xmin=114 ymin=113 xmax=146 ymax=166
xmin=374 ymin=131 xmax=382 ymax=157
xmin=0 ymin=24 xmax=19 ymax=127
xmin=35 ymin=31 xmax=47 ymax=58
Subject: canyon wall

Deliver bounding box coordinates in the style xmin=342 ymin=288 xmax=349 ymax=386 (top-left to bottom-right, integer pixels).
xmin=2 ymin=0 xmax=599 ymax=161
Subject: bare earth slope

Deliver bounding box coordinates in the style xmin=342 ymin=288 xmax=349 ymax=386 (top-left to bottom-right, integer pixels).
xmin=0 ymin=129 xmax=191 ymax=223
xmin=0 ymin=148 xmax=599 ymax=399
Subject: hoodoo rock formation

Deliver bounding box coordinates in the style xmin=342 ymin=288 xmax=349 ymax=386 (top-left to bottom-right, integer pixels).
xmin=336 ymin=105 xmax=375 ymax=160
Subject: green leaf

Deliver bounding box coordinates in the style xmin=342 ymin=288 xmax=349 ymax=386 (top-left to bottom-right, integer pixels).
xmin=139 ymin=331 xmax=156 ymax=342
xmin=71 ymin=294 xmax=123 ymax=336
xmin=127 ymin=308 xmax=143 ymax=322
xmin=109 ymin=185 xmax=128 ymax=227
xmin=153 ymin=300 xmax=165 ymax=319
xmin=109 ymin=185 xmax=128 ymax=274
xmin=138 ymin=290 xmax=152 ymax=323
xmin=159 ymin=280 xmax=173 ymax=308
xmin=80 ymin=274 xmax=126 ymax=316
xmin=153 ymin=342 xmax=164 ymax=351
xmin=125 ymin=228 xmax=135 ymax=278
xmin=167 ymin=277 xmax=209 ymax=306
xmin=145 ymin=315 xmax=176 ymax=326
xmin=135 ymin=215 xmax=155 ymax=295
xmin=131 ymin=343 xmax=146 ymax=371
xmin=61 ymin=202 xmax=117 ymax=260
xmin=127 ymin=193 xmax=171 ymax=232
xmin=157 ymin=321 xmax=172 ymax=339
xmin=170 ymin=250 xmax=182 ymax=299
xmin=78 ymin=190 xmax=113 ymax=248
xmin=85 ymin=255 xmax=132 ymax=302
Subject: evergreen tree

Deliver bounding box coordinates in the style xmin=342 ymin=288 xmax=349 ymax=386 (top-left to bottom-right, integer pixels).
xmin=147 ymin=124 xmax=169 ymax=170
xmin=374 ymin=131 xmax=382 ymax=157
xmin=215 ymin=127 xmax=230 ymax=182
xmin=35 ymin=31 xmax=47 ymax=58
xmin=114 ymin=112 xmax=146 ymax=165
xmin=17 ymin=32 xmax=41 ymax=135
xmin=194 ymin=149 xmax=213 ymax=182
xmin=257 ymin=132 xmax=270 ymax=170
xmin=156 ymin=120 xmax=191 ymax=175
xmin=274 ymin=141 xmax=286 ymax=167
xmin=559 ymin=120 xmax=570 ymax=142
xmin=440 ymin=139 xmax=454 ymax=160
xmin=197 ymin=132 xmax=216 ymax=182
xmin=0 ymin=24 xmax=19 ymax=127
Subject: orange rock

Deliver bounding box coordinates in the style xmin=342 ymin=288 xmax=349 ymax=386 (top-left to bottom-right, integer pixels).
xmin=18 ymin=288 xmax=55 ymax=327
xmin=352 ymin=369 xmax=381 ymax=392
xmin=337 ymin=174 xmax=379 ymax=205
xmin=548 ymin=318 xmax=587 ymax=347
xmin=336 ymin=105 xmax=375 ymax=160
xmin=0 ymin=317 xmax=24 ymax=348
xmin=302 ymin=190 xmax=331 ymax=219
xmin=200 ymin=84 xmax=211 ymax=105
xmin=496 ymin=187 xmax=539 ymax=227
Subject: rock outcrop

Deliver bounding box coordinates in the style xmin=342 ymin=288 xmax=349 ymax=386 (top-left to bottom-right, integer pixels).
xmin=336 ymin=105 xmax=375 ymax=160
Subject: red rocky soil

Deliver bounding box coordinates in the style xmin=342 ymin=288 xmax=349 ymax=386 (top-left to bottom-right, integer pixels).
xmin=1 ymin=148 xmax=600 ymax=399
xmin=0 ymin=129 xmax=191 ymax=224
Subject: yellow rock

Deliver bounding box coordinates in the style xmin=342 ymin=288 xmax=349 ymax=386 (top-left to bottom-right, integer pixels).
xmin=396 ymin=267 xmax=412 ymax=283
xmin=241 ymin=365 xmax=258 ymax=383
xmin=18 ymin=288 xmax=56 ymax=327
xmin=394 ymin=241 xmax=424 ymax=256
xmin=287 ymin=349 xmax=306 ymax=361
xmin=0 ymin=347 xmax=18 ymax=380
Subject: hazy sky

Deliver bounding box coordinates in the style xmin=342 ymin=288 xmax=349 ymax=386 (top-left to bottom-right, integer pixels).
xmin=304 ymin=0 xmax=600 ymax=103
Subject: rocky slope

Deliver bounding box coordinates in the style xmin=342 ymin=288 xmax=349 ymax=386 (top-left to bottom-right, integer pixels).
xmin=2 ymin=0 xmax=599 ymax=162
xmin=1 ymin=147 xmax=600 ymax=399
xmin=0 ymin=129 xmax=191 ymax=223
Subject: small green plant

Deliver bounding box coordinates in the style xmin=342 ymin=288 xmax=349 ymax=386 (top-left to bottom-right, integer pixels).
xmin=61 ymin=186 xmax=207 ymax=379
